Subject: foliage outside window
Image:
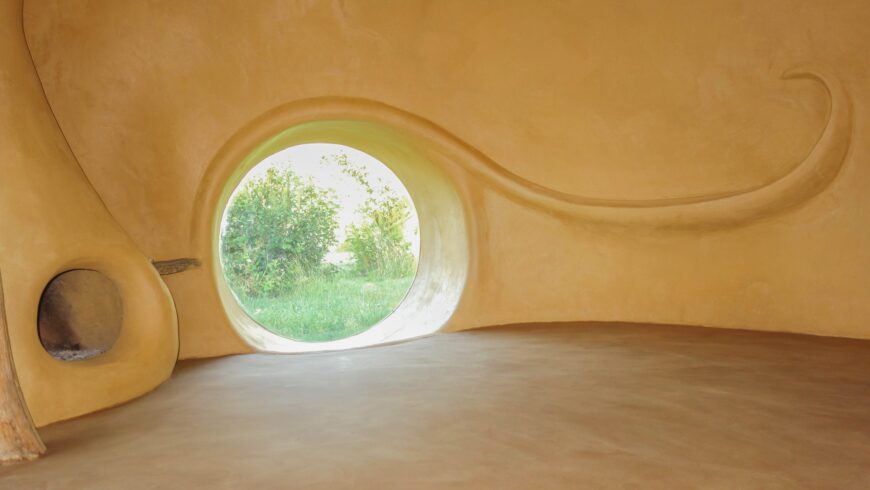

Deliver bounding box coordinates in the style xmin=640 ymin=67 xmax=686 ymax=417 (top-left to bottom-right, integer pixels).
xmin=220 ymin=145 xmax=418 ymax=342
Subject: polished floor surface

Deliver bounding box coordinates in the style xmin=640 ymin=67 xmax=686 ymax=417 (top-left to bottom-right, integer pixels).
xmin=3 ymin=322 xmax=870 ymax=489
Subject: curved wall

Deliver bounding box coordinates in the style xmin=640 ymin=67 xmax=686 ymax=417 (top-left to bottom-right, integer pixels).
xmin=0 ymin=0 xmax=178 ymax=426
xmin=14 ymin=0 xmax=870 ymax=365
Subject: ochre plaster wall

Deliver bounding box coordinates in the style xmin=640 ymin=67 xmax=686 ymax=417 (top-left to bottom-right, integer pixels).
xmin=0 ymin=0 xmax=178 ymax=426
xmin=11 ymin=0 xmax=870 ymax=371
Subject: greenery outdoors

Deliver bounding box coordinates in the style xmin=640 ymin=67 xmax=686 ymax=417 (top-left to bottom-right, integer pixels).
xmin=220 ymin=151 xmax=418 ymax=342
xmin=239 ymin=276 xmax=414 ymax=342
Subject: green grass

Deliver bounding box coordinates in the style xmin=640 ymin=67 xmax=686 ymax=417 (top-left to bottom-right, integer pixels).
xmin=236 ymin=274 xmax=415 ymax=342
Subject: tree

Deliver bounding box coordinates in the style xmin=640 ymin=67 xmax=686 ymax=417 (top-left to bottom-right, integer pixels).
xmin=221 ymin=167 xmax=339 ymax=297
xmin=344 ymin=194 xmax=417 ymax=278
xmin=325 ymin=153 xmax=417 ymax=278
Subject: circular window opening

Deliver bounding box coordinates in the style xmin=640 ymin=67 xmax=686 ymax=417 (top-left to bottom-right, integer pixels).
xmin=37 ymin=270 xmax=123 ymax=361
xmin=219 ymin=143 xmax=420 ymax=343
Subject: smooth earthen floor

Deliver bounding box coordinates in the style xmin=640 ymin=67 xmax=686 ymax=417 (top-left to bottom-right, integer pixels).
xmin=3 ymin=323 xmax=870 ymax=489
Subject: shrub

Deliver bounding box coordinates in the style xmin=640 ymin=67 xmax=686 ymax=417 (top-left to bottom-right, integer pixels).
xmin=327 ymin=153 xmax=417 ymax=278
xmin=221 ymin=167 xmax=339 ymax=297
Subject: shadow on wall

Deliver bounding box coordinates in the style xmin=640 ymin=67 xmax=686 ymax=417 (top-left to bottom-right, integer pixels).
xmin=37 ymin=270 xmax=123 ymax=361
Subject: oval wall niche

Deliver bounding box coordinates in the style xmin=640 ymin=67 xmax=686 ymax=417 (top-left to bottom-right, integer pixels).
xmin=37 ymin=270 xmax=123 ymax=361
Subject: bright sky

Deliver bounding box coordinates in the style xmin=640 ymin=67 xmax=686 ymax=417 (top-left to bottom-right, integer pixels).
xmin=225 ymin=143 xmax=420 ymax=263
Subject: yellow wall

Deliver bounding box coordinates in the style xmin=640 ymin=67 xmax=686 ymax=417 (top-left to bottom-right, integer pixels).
xmin=2 ymin=0 xmax=869 ymax=422
xmin=0 ymin=0 xmax=178 ymax=426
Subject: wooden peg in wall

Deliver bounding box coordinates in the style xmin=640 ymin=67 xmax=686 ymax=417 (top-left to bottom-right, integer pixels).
xmin=151 ymin=258 xmax=202 ymax=276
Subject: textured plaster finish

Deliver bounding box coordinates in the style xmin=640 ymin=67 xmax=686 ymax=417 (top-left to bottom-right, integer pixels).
xmin=0 ymin=0 xmax=868 ymax=423
xmin=2 ymin=323 xmax=870 ymax=489
xmin=0 ymin=1 xmax=178 ymax=426
xmin=19 ymin=0 xmax=870 ymax=365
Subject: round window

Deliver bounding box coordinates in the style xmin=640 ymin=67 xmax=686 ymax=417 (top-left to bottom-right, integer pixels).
xmin=37 ymin=269 xmax=123 ymax=361
xmin=219 ymin=144 xmax=420 ymax=342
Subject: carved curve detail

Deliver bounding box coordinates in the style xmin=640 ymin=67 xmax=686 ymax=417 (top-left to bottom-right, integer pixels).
xmin=196 ymin=65 xmax=850 ymax=229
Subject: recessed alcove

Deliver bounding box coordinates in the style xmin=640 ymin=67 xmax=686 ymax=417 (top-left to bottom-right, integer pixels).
xmin=37 ymin=270 xmax=123 ymax=361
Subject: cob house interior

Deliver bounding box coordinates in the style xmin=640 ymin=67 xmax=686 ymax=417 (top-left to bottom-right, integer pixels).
xmin=1 ymin=1 xmax=869 ymax=488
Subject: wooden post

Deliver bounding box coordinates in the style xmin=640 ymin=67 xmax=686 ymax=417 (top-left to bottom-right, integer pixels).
xmin=0 ymin=270 xmax=45 ymax=463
